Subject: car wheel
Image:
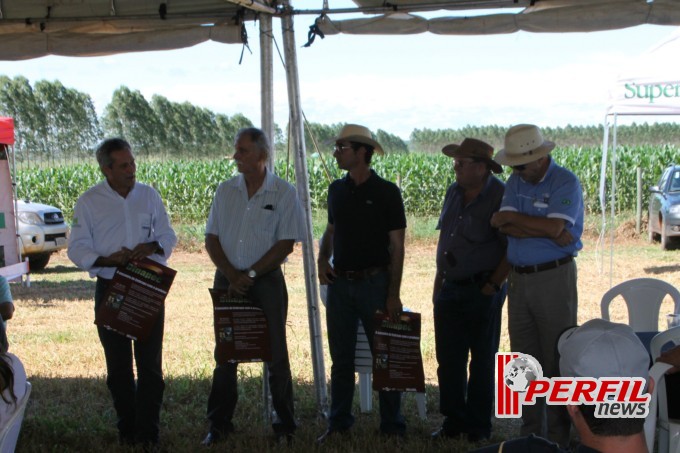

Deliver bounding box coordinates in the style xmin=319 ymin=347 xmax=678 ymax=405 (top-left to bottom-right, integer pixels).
xmin=648 ymin=215 xmax=658 ymax=243
xmin=661 ymin=218 xmax=674 ymax=251
xmin=28 ymin=253 xmax=51 ymax=271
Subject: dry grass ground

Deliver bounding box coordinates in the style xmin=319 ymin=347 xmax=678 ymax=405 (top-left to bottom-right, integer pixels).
xmin=8 ymin=232 xmax=680 ymax=452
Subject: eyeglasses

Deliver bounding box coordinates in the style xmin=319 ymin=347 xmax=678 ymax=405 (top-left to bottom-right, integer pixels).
xmin=454 ymin=159 xmax=481 ymax=168
xmin=512 ymin=164 xmax=527 ymax=171
xmin=333 ymin=144 xmax=354 ymax=154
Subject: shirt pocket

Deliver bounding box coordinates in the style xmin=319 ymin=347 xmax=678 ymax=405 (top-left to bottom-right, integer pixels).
xmin=462 ymin=215 xmax=495 ymax=245
xmin=138 ymin=213 xmax=152 ymax=242
xmin=254 ymin=209 xmax=278 ymax=237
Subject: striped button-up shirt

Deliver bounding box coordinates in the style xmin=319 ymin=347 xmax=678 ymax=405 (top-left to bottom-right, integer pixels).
xmin=205 ymin=169 xmax=305 ymax=269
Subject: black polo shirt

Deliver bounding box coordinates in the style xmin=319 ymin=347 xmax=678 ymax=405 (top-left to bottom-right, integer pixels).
xmin=328 ymin=170 xmax=406 ymax=271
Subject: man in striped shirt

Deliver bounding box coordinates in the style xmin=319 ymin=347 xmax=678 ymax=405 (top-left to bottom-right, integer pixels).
xmin=202 ymin=128 xmax=305 ymax=447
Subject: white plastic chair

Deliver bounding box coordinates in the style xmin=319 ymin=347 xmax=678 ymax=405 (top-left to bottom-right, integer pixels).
xmin=320 ymin=284 xmax=426 ymax=419
xmin=0 ymin=381 xmax=31 ymax=453
xmin=600 ymin=278 xmax=680 ymax=332
xmin=649 ymin=327 xmax=680 ymax=453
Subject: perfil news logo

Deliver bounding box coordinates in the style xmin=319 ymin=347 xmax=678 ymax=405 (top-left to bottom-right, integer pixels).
xmin=495 ymin=353 xmax=651 ymax=419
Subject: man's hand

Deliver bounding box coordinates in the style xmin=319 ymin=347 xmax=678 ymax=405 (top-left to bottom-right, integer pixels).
xmin=385 ymin=295 xmax=402 ymax=322
xmin=106 ymin=248 xmax=132 ymax=267
xmin=129 ymin=242 xmax=158 ymax=260
xmin=553 ymin=229 xmax=574 ymax=247
xmin=226 ymin=270 xmax=254 ymax=296
xmin=317 ymin=259 xmax=336 ymax=285
xmin=490 ymin=211 xmax=512 ymax=228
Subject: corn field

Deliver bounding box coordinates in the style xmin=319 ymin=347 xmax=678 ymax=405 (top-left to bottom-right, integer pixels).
xmin=15 ymin=145 xmax=678 ymax=223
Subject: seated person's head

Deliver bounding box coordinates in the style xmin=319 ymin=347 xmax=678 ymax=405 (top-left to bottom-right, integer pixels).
xmin=558 ymin=319 xmax=649 ymax=437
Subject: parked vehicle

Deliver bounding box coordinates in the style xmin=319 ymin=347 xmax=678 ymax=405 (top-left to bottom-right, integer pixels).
xmin=17 ymin=200 xmax=69 ymax=270
xmin=648 ymin=164 xmax=680 ymax=250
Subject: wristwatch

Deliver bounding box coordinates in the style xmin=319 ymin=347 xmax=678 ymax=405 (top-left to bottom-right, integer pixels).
xmin=247 ymin=269 xmax=257 ymax=279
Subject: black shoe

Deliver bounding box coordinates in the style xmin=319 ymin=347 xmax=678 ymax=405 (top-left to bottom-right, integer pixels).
xmin=431 ymin=427 xmax=462 ymax=440
xmin=201 ymin=431 xmax=226 ymax=447
xmin=316 ymin=428 xmax=348 ymax=444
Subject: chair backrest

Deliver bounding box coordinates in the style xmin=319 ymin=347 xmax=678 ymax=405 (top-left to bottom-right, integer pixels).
xmin=645 ymin=362 xmax=675 ymax=453
xmin=651 ymin=326 xmax=680 ymax=360
xmin=600 ymin=278 xmax=680 ymax=331
xmin=0 ymin=381 xmax=31 ymax=453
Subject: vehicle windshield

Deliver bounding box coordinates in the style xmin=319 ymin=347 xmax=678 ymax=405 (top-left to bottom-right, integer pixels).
xmin=671 ymin=170 xmax=680 ymax=193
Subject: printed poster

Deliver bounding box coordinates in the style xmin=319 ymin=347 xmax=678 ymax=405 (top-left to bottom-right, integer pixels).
xmin=210 ymin=288 xmax=271 ymax=364
xmin=372 ymin=311 xmax=425 ymax=392
xmin=95 ymin=258 xmax=176 ymax=341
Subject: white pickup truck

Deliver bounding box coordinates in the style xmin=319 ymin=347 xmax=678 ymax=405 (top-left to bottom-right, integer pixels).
xmin=16 ymin=200 xmax=69 ymax=271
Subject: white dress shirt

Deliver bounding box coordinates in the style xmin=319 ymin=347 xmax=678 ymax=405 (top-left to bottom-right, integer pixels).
xmin=205 ymin=169 xmax=305 ymax=270
xmin=68 ymin=181 xmax=177 ymax=279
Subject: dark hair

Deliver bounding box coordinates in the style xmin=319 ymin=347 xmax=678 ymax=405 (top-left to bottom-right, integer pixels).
xmin=578 ymin=404 xmax=644 ymax=436
xmin=96 ymin=138 xmax=132 ymax=169
xmin=235 ymin=127 xmax=270 ymax=161
xmin=0 ymin=353 xmax=16 ymax=404
xmin=351 ymin=142 xmax=374 ymax=164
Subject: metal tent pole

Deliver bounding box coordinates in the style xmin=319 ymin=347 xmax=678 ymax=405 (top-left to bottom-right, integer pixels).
xmin=609 ymin=114 xmax=618 ymax=288
xmin=279 ymin=4 xmax=329 ymax=417
xmin=597 ymin=116 xmax=610 ymax=276
xmin=259 ymin=14 xmax=275 ymax=426
xmin=260 ymin=14 xmax=275 ymax=168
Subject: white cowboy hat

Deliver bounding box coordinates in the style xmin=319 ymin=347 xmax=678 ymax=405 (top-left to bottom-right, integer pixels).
xmin=494 ymin=124 xmax=555 ymax=166
xmin=333 ymin=124 xmax=384 ymax=155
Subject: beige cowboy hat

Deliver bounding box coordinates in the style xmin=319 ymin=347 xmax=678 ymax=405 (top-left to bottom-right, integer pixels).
xmin=332 ymin=124 xmax=384 ymax=155
xmin=441 ymin=138 xmax=502 ymax=174
xmin=494 ymin=124 xmax=555 ymax=166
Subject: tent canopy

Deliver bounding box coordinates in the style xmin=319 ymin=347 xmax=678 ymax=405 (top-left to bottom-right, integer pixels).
xmin=1 ymin=0 xmax=680 ymax=61
xmin=315 ymin=0 xmax=680 ymax=36
xmin=607 ymin=30 xmax=680 ymax=115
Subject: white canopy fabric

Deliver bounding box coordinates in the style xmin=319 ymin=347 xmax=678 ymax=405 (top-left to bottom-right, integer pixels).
xmin=599 ymin=29 xmax=680 ymax=283
xmin=316 ymin=0 xmax=680 ymax=36
xmin=608 ymin=29 xmax=680 ymax=115
xmin=0 ymin=0 xmax=245 ymax=60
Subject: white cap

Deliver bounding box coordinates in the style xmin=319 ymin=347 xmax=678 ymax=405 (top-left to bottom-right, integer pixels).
xmin=558 ymin=319 xmax=649 ymax=379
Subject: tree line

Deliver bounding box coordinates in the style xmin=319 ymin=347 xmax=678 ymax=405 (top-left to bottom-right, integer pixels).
xmin=3 ymin=75 xmax=680 ymax=166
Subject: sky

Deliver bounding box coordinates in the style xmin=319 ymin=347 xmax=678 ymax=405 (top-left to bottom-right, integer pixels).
xmin=0 ymin=3 xmax=678 ymax=139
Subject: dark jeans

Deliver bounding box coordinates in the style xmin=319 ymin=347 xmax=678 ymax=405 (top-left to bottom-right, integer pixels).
xmin=434 ymin=279 xmax=506 ymax=437
xmin=206 ymin=268 xmax=296 ymax=435
xmin=95 ymin=277 xmax=165 ymax=444
xmin=326 ymin=271 xmax=405 ymax=434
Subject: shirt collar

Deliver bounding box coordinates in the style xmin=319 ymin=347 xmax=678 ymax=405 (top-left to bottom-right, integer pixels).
xmin=343 ymin=169 xmax=377 ymax=187
xmin=232 ymin=167 xmax=277 ymax=193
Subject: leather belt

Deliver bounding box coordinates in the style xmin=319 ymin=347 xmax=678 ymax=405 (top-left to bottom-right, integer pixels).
xmin=444 ymin=271 xmax=492 ymax=286
xmin=335 ymin=266 xmax=388 ymax=281
xmin=512 ymin=255 xmax=574 ymax=275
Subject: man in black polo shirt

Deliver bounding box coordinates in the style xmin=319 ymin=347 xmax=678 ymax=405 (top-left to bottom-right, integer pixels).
xmin=431 ymin=138 xmax=509 ymax=442
xmin=317 ymin=124 xmax=407 ymax=441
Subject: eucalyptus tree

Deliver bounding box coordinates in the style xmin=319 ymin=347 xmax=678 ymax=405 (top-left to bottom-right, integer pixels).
xmin=102 ymin=86 xmax=164 ymax=155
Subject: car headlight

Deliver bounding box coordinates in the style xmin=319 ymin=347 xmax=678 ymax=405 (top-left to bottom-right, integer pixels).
xmin=670 ymin=205 xmax=680 ymax=215
xmin=18 ymin=211 xmax=43 ymax=225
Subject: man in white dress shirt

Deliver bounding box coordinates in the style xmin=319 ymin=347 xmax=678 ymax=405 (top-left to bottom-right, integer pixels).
xmin=68 ymin=138 xmax=177 ymax=448
xmin=201 ymin=127 xmax=305 ymax=447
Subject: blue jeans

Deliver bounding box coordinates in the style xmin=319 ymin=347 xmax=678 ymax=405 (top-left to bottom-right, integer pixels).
xmin=434 ymin=279 xmax=506 ymax=437
xmin=95 ymin=277 xmax=165 ymax=444
xmin=326 ymin=271 xmax=405 ymax=434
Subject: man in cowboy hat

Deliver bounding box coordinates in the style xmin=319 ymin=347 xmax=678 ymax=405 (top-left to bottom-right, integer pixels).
xmin=491 ymin=124 xmax=584 ymax=447
xmin=317 ymin=124 xmax=407 ymax=441
xmin=431 ymin=138 xmax=510 ymax=443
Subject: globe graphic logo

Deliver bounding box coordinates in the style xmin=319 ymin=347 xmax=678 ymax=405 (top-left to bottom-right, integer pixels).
xmin=503 ymin=354 xmax=543 ymax=393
